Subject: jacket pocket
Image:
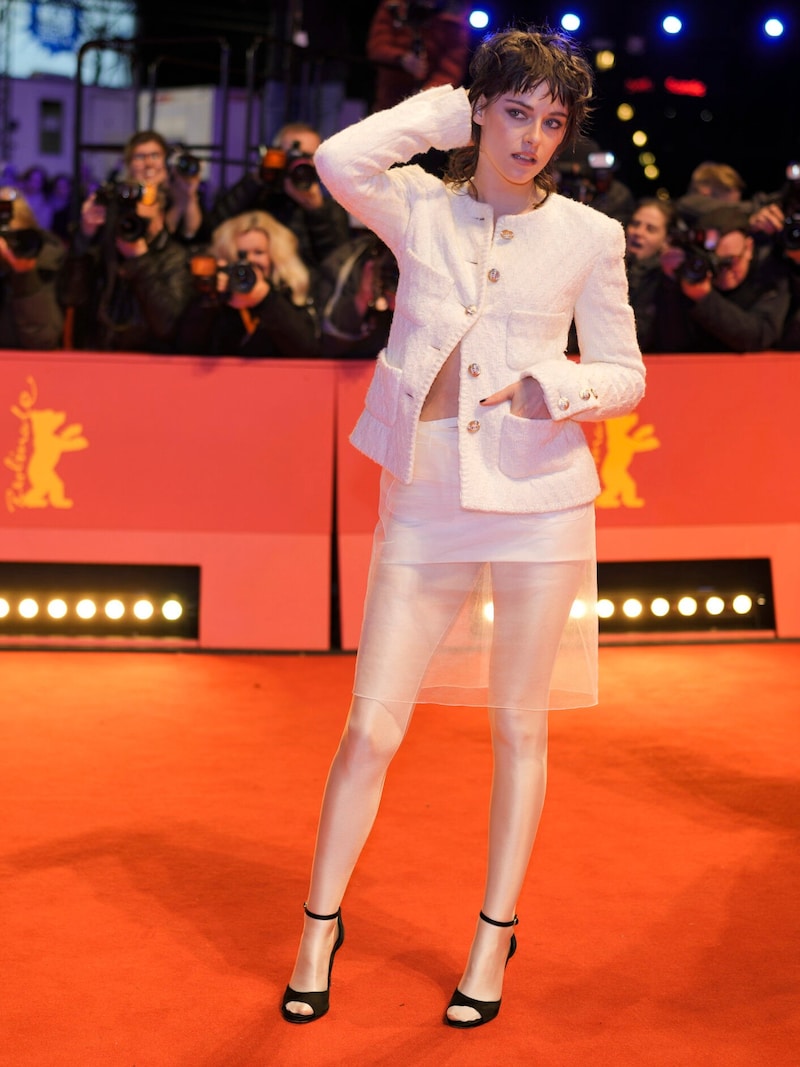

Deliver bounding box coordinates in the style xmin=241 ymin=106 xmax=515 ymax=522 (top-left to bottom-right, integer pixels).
xmin=498 ymin=413 xmax=584 ymax=479
xmin=505 ymin=309 xmax=570 ymax=370
xmin=363 ymin=349 xmax=403 ymax=426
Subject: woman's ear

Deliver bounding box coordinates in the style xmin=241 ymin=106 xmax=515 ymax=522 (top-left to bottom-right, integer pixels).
xmin=472 ymin=95 xmax=488 ymax=126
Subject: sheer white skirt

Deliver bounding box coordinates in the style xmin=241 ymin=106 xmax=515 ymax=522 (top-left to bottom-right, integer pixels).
xmin=352 ymin=418 xmax=598 ymax=711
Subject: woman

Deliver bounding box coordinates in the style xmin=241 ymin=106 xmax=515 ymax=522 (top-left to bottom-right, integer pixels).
xmin=177 ymin=210 xmax=319 ymax=357
xmin=282 ymin=27 xmax=645 ymax=1028
xmin=625 ymin=198 xmax=675 ymax=352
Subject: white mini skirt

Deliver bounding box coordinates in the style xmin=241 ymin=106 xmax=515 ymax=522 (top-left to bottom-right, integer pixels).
xmin=352 ymin=418 xmax=599 ymax=711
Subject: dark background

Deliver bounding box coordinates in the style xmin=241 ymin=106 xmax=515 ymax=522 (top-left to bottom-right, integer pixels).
xmin=133 ymin=1 xmax=799 ymax=201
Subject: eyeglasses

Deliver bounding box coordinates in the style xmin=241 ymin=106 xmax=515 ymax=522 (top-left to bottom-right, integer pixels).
xmin=131 ymin=151 xmax=164 ymax=163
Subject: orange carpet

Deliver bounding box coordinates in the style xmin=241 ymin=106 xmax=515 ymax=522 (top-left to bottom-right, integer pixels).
xmin=2 ymin=643 xmax=799 ymax=1066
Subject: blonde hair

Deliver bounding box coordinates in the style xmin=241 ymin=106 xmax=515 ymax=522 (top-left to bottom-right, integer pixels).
xmin=688 ymin=162 xmax=745 ymax=198
xmin=210 ymin=211 xmax=310 ymax=305
xmin=0 ymin=187 xmax=39 ymax=229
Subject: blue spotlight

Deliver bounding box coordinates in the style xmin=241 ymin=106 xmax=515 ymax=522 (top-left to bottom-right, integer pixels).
xmin=469 ymin=9 xmax=490 ymax=30
xmin=763 ymin=17 xmax=785 ymax=37
xmin=561 ymin=13 xmax=581 ymax=32
xmin=662 ymin=14 xmax=683 ymax=35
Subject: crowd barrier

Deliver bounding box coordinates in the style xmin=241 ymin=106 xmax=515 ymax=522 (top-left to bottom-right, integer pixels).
xmin=1 ymin=350 xmax=798 ymax=649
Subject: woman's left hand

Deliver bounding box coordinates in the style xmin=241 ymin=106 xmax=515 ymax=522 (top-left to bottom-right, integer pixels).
xmin=480 ymin=376 xmax=550 ymax=419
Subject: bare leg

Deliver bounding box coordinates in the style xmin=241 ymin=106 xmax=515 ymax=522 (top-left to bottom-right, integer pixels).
xmin=284 ymin=694 xmax=415 ymax=1017
xmin=445 ymin=707 xmax=548 ymax=1023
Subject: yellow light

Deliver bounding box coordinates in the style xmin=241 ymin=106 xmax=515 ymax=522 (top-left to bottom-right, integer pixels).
xmin=632 ymin=130 xmax=648 ymax=147
xmin=651 ymin=597 xmax=670 ymax=617
xmin=570 ymin=599 xmax=587 ymax=619
xmin=617 ymin=102 xmax=634 ymax=121
xmin=162 ymin=599 xmax=183 ymax=621
xmin=638 ymin=151 xmax=655 ymax=166
xmin=19 ymin=598 xmax=39 ymax=619
xmin=622 ymin=598 xmax=643 ymax=618
xmin=677 ymin=596 xmax=698 ymax=617
xmin=705 ymin=596 xmax=725 ymax=616
xmin=76 ymin=598 xmax=97 ymax=620
xmin=0 ymin=598 xmax=9 ymax=618
xmin=47 ymin=599 xmax=68 ymax=619
xmin=595 ymin=50 xmax=616 ymax=71
xmin=105 ymin=599 xmax=125 ymax=620
xmin=483 ymin=601 xmax=494 ymax=622
xmin=133 ymin=599 xmax=155 ymax=621
xmin=732 ymin=594 xmax=753 ymax=615
xmin=643 ymin=165 xmax=660 ymax=180
xmin=597 ymin=598 xmax=615 ymax=619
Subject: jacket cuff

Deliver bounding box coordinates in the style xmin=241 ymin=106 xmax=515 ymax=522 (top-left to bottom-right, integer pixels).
xmin=524 ymin=364 xmax=600 ymax=421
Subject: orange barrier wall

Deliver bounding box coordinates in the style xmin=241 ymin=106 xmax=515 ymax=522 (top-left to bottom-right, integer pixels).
xmin=2 ymin=351 xmax=798 ymax=649
xmin=0 ymin=352 xmax=336 ymax=649
xmin=337 ymin=354 xmax=799 ymax=647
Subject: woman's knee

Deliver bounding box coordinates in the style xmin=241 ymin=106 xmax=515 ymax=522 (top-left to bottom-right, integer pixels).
xmin=489 ymin=708 xmax=548 ymax=759
xmin=338 ymin=697 xmax=410 ymax=771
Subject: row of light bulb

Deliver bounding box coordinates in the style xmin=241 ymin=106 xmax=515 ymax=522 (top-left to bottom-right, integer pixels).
xmin=0 ymin=597 xmax=184 ymax=622
xmin=483 ymin=593 xmax=755 ymax=623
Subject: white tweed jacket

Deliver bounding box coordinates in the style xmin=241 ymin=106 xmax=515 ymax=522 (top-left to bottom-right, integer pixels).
xmin=315 ymin=84 xmax=646 ymax=513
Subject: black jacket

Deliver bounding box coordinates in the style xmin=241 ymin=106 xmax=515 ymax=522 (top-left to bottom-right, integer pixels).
xmin=177 ymin=285 xmax=320 ymax=358
xmin=0 ymin=230 xmax=64 ymax=349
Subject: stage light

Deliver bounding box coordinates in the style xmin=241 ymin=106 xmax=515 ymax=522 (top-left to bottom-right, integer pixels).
xmin=47 ymin=599 xmax=68 ymax=619
xmin=597 ymin=599 xmax=615 ymax=619
xmin=639 ymin=151 xmax=656 ymax=165
xmin=677 ymin=596 xmax=698 ymax=616
xmin=162 ymin=599 xmax=183 ymax=621
xmin=105 ymin=599 xmax=125 ymax=620
xmin=705 ymin=596 xmax=725 ymax=616
xmin=0 ymin=597 xmax=9 ymax=618
xmin=469 ymin=9 xmax=490 ymax=30
xmin=133 ymin=599 xmax=155 ymax=621
xmin=617 ymin=103 xmax=634 ymax=121
xmin=76 ymin=598 xmax=97 ymax=619
xmin=623 ymin=598 xmax=643 ymax=618
xmin=644 ymin=165 xmax=660 ymax=180
xmin=595 ymin=50 xmax=615 ymax=71
xmin=570 ymin=599 xmax=588 ymax=619
xmin=651 ymin=597 xmax=670 ymax=617
xmin=561 ymin=13 xmax=581 ymax=32
xmin=19 ymin=598 xmax=39 ymax=619
xmin=632 ymin=130 xmax=648 ymax=147
xmin=662 ymin=15 xmax=683 ymax=35
xmin=732 ymin=594 xmax=753 ymax=614
xmin=764 ymin=17 xmax=785 ymax=38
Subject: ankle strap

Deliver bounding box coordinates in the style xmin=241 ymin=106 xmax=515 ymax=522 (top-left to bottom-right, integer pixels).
xmin=479 ymin=910 xmax=519 ymax=928
xmin=304 ymin=902 xmax=341 ymax=921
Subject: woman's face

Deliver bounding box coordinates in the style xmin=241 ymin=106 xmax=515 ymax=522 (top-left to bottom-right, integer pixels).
xmin=473 ymin=82 xmax=568 ymax=194
xmin=626 ymin=205 xmax=669 ymax=260
xmin=234 ymin=229 xmax=272 ymax=274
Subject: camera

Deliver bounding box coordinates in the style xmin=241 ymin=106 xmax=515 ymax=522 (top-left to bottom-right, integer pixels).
xmin=172 ymin=150 xmax=201 ymax=178
xmin=221 ymin=253 xmax=258 ymax=296
xmin=668 ymin=223 xmax=725 ymax=284
xmin=94 ymin=180 xmax=150 ymax=242
xmin=189 ymin=252 xmax=259 ymax=302
xmin=780 ymin=162 xmax=800 ymax=251
xmin=556 ymin=151 xmax=616 ymax=204
xmin=259 ymin=141 xmax=318 ymax=192
xmin=0 ymin=193 xmax=44 ymax=259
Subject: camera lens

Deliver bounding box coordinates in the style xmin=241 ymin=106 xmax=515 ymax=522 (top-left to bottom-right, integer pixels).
xmin=227 ymin=261 xmax=258 ymax=294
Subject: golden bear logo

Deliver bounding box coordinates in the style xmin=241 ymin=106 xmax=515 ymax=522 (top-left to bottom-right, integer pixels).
xmin=592 ymin=414 xmax=659 ymax=509
xmin=4 ymin=377 xmax=90 ymax=512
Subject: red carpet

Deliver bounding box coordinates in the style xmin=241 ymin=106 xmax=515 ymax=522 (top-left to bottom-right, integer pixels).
xmin=3 ymin=644 xmax=799 ymax=1065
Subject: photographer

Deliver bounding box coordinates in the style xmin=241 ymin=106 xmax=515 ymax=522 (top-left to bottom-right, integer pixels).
xmin=315 ymin=230 xmax=398 ymax=357
xmin=0 ymin=187 xmax=64 ymax=349
xmin=748 ymin=165 xmax=800 ymax=349
xmin=556 ymin=138 xmax=635 ymax=225
xmin=208 ymin=123 xmax=349 ymax=278
xmin=624 ymin=198 xmax=676 ymax=352
xmin=177 ymin=211 xmax=319 ymax=358
xmin=366 ymin=1 xmax=471 ymax=112
xmin=64 ymin=178 xmax=194 ymax=352
xmin=653 ymin=205 xmax=790 ymax=353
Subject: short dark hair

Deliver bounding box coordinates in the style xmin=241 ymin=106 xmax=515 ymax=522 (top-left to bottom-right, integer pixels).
xmin=446 ymin=26 xmax=594 ymax=194
xmin=124 ymin=130 xmax=168 ymax=166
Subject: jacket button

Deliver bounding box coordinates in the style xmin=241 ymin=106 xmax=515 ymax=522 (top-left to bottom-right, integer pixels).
xmin=558 ymin=397 xmax=570 ymax=411
xmin=464 ymin=304 xmax=477 ymax=315
xmin=500 ymin=229 xmax=514 ymax=240
xmin=467 ymin=420 xmax=481 ymax=433
xmin=468 ymin=362 xmax=481 ymax=377
xmin=488 ymin=268 xmax=500 ymax=282
xmin=579 ymin=388 xmax=591 ymax=400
